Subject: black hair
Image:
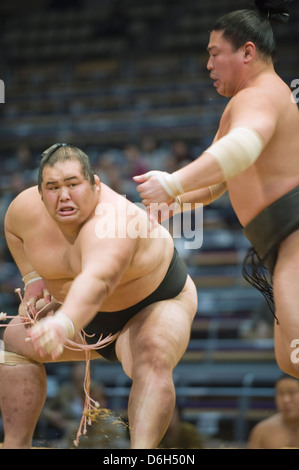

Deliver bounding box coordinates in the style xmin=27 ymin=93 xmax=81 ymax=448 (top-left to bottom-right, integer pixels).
xmin=38 ymin=143 xmax=95 ymax=192
xmin=275 ymin=373 xmax=299 ymax=386
xmin=211 ymin=0 xmax=293 ymax=60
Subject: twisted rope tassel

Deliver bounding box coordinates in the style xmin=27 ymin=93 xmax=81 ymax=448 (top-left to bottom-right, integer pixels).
xmin=0 ymin=288 xmax=119 ymax=447
xmin=0 ymin=288 xmax=40 ymax=328
xmin=65 ymin=330 xmax=119 ymax=447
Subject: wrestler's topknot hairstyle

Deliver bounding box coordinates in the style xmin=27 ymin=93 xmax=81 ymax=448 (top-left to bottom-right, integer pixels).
xmin=211 ymin=0 xmax=293 ymax=60
xmin=38 ymin=143 xmax=95 ymax=192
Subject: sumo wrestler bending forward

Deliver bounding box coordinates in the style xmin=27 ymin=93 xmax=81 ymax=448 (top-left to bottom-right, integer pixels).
xmin=0 ymin=144 xmax=197 ymax=449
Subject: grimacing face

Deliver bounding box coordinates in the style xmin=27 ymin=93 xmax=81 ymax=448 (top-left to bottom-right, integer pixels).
xmin=40 ymin=159 xmax=99 ymax=226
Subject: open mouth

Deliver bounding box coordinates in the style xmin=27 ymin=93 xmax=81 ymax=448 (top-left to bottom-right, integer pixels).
xmin=210 ymin=75 xmax=219 ymax=86
xmin=57 ymin=206 xmax=77 ymax=216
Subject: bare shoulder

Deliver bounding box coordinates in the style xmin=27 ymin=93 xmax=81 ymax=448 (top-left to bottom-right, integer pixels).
xmin=248 ymin=413 xmax=280 ymax=448
xmin=85 ymin=183 xmax=147 ymax=236
xmin=226 ymin=76 xmax=288 ymax=142
xmin=7 ymin=186 xmax=41 ymax=212
xmin=232 ymin=73 xmax=290 ymax=112
xmin=231 ymin=86 xmax=273 ymax=115
xmin=251 ymin=413 xmax=282 ymax=436
xmin=78 ymin=184 xmax=139 ymax=249
xmin=5 ymin=186 xmax=42 ymax=228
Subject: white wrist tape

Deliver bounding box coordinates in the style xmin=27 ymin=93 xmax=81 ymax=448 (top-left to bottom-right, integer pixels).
xmin=144 ymin=171 xmax=184 ymax=199
xmin=52 ymin=311 xmax=75 ymax=339
xmin=205 ymin=127 xmax=264 ymax=180
xmin=208 ymin=182 xmax=227 ymax=202
xmin=22 ymin=271 xmax=43 ymax=288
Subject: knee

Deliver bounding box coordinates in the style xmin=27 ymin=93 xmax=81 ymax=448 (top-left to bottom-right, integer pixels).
xmin=2 ymin=318 xmax=44 ymax=363
xmin=2 ymin=319 xmax=19 ymax=350
xmin=132 ymin=337 xmax=174 ymax=377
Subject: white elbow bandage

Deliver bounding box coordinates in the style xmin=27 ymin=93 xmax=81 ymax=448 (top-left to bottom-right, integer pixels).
xmin=144 ymin=170 xmax=184 ymax=200
xmin=205 ymin=127 xmax=264 ymax=180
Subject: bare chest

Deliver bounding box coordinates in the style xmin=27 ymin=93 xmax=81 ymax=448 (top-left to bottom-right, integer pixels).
xmin=23 ymin=229 xmax=81 ymax=281
xmin=263 ymin=427 xmax=299 ymax=449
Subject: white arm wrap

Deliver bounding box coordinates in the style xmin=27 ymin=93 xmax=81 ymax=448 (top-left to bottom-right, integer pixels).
xmin=205 ymin=127 xmax=264 ymax=180
xmin=22 ymin=271 xmax=43 ymax=288
xmin=144 ymin=170 xmax=184 ymax=199
xmin=52 ymin=311 xmax=75 ymax=339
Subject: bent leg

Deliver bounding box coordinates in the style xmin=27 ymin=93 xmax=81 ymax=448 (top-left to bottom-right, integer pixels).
xmin=0 ymin=361 xmax=47 ymax=449
xmin=0 ymin=317 xmax=99 ymax=448
xmin=116 ymin=276 xmax=197 ymax=449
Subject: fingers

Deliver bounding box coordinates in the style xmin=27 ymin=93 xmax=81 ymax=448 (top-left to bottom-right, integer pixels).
xmin=134 ymin=171 xmax=174 ymax=206
xmin=19 ymin=304 xmax=30 ymax=326
xmin=133 ymin=172 xmax=158 ymax=198
xmin=135 ymin=181 xmax=150 ymax=199
xmin=43 ymin=289 xmax=51 ymax=304
xmin=133 ymin=171 xmax=158 ymax=183
xmin=140 ymin=198 xmax=153 ymax=206
xmin=28 ymin=320 xmax=65 ymax=360
xmin=27 ymin=296 xmax=38 ymax=313
xmin=132 ymin=174 xmax=149 ymax=183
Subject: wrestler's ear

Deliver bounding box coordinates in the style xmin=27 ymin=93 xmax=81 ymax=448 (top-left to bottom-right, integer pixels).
xmin=94 ymin=174 xmax=101 ymax=191
xmin=243 ymin=41 xmax=255 ymax=64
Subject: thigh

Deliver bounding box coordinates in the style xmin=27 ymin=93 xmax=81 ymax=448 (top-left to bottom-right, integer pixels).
xmin=115 ymin=275 xmax=197 ymax=378
xmin=2 ymin=316 xmax=99 ymax=363
xmin=273 ymin=230 xmax=299 ymax=371
xmin=274 ymin=230 xmax=299 ymax=331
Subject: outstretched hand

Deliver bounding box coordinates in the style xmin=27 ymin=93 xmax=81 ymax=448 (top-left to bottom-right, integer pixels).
xmin=27 ymin=311 xmax=75 ymax=360
xmin=27 ymin=315 xmax=66 ymax=360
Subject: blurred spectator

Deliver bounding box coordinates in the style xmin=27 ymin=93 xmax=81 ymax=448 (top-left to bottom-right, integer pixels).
xmin=3 ymin=146 xmax=37 ymax=186
xmin=166 ymin=140 xmax=193 ymax=172
xmin=0 ymin=165 xmax=28 ymax=314
xmin=123 ymin=143 xmax=149 ymax=201
xmin=239 ymin=299 xmax=274 ymax=340
xmin=248 ymin=375 xmax=299 ymax=449
xmin=158 ymin=403 xmax=204 ymax=449
xmin=123 ymin=143 xmax=148 ymax=178
xmin=94 ymin=151 xmax=127 ymax=194
xmin=140 ymin=136 xmax=169 ymax=171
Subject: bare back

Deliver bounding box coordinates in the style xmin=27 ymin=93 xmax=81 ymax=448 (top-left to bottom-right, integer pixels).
xmin=220 ymin=72 xmax=299 ymax=226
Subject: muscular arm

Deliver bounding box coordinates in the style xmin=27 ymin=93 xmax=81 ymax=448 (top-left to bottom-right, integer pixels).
xmin=4 ymin=200 xmax=51 ymax=313
xmin=58 ymin=222 xmax=137 ymax=331
xmin=135 ymin=86 xmax=278 ymax=203
xmin=176 ymin=88 xmax=278 ymax=193
xmin=5 ymin=207 xmax=36 ymax=278
xmin=28 ymin=209 xmax=138 ymax=358
xmin=180 ymin=183 xmax=227 ymax=207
